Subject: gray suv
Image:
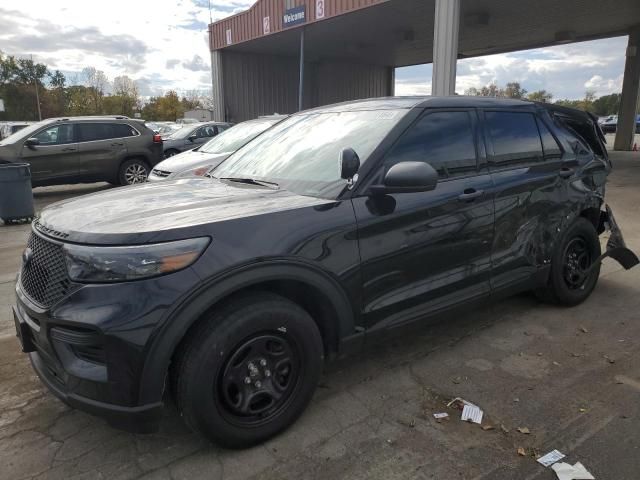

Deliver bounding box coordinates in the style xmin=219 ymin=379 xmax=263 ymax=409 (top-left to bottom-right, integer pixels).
xmin=0 ymin=116 xmax=163 ymax=187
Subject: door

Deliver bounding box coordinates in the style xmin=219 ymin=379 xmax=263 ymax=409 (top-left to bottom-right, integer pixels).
xmin=76 ymin=123 xmax=128 ymax=181
xmin=482 ymin=109 xmax=568 ymax=292
xmin=353 ymin=109 xmax=495 ymax=331
xmin=20 ymin=123 xmax=78 ymax=183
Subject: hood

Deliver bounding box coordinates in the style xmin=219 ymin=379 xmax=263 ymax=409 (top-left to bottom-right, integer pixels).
xmin=154 ymin=150 xmax=229 ymax=173
xmin=37 ymin=178 xmax=330 ymax=244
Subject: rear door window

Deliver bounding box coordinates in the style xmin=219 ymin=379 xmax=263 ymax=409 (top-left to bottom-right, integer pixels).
xmin=384 ymin=110 xmax=478 ymax=179
xmin=485 ymin=111 xmax=543 ymax=167
xmin=77 ymin=123 xmax=115 ymax=142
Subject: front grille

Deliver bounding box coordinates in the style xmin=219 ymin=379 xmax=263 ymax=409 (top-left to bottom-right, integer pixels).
xmin=20 ymin=232 xmax=71 ymax=308
xmin=151 ymin=169 xmax=171 ymax=177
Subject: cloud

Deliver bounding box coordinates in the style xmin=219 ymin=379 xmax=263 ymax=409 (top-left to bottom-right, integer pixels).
xmin=395 ymin=36 xmax=628 ymax=100
xmin=182 ymin=55 xmax=209 ymax=72
xmin=166 ymin=59 xmax=180 ymax=69
xmin=0 ymin=0 xmax=255 ymax=95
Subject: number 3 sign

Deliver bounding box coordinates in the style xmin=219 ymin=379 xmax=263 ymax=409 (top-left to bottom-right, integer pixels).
xmin=316 ymin=0 xmax=325 ymax=19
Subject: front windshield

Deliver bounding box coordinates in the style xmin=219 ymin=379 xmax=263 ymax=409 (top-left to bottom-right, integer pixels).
xmin=200 ymin=119 xmax=278 ymax=154
xmin=213 ymin=109 xmax=407 ymax=199
xmin=1 ymin=122 xmax=44 ymax=144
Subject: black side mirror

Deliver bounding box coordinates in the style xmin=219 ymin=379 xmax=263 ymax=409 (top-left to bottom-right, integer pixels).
xmin=24 ymin=137 xmax=40 ymax=148
xmin=188 ymin=134 xmax=197 ymax=142
xmin=340 ymin=148 xmax=360 ymax=180
xmin=370 ymin=161 xmax=438 ymax=195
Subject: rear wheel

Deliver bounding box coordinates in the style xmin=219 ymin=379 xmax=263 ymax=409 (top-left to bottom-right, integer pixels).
xmin=164 ymin=149 xmax=179 ymax=158
xmin=535 ymin=217 xmax=601 ymax=306
xmin=172 ymin=292 xmax=324 ymax=448
xmin=118 ymin=159 xmax=149 ymax=185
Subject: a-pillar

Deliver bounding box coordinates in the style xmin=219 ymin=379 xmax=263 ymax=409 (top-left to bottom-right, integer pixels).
xmin=431 ymin=0 xmax=460 ymax=96
xmin=614 ymin=27 xmax=640 ymax=151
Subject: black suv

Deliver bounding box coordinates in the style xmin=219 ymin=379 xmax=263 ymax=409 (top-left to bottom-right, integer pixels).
xmin=13 ymin=97 xmax=637 ymax=448
xmin=0 ymin=116 xmax=163 ymax=186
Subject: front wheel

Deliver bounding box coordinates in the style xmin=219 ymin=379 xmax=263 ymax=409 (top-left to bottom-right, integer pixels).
xmin=172 ymin=292 xmax=324 ymax=448
xmin=118 ymin=159 xmax=149 ymax=185
xmin=535 ymin=217 xmax=601 ymax=306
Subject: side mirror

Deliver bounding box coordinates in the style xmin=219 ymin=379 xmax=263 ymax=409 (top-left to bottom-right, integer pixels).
xmin=370 ymin=161 xmax=438 ymax=195
xmin=340 ymin=147 xmax=360 ymax=180
xmin=24 ymin=138 xmax=40 ymax=148
xmin=188 ymin=134 xmax=197 ymax=142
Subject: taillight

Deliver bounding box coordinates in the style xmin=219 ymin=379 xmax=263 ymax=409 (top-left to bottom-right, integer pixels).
xmin=153 ymin=134 xmax=162 ymax=143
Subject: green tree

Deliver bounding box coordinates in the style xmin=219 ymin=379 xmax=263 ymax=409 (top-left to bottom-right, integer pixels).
xmin=592 ymin=93 xmax=621 ymax=116
xmin=503 ymin=82 xmax=527 ymax=99
xmin=527 ymin=90 xmax=553 ymax=103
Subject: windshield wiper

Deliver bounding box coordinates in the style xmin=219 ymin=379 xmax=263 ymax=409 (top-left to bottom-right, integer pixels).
xmin=219 ymin=177 xmax=279 ymax=189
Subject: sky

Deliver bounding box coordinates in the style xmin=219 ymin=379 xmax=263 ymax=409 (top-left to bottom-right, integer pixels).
xmin=0 ymin=0 xmax=628 ymax=100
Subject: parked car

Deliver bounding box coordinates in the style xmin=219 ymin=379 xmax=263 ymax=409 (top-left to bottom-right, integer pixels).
xmin=0 ymin=121 xmax=33 ymax=139
xmin=148 ymin=116 xmax=284 ymax=181
xmin=13 ymin=97 xmax=638 ymax=448
xmin=162 ymin=122 xmax=231 ymax=158
xmin=600 ymin=114 xmax=640 ymax=134
xmin=0 ymin=116 xmax=163 ymax=186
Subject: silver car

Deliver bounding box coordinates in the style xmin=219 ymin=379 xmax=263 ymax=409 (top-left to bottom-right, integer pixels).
xmin=148 ymin=116 xmax=284 ymax=182
xmin=161 ymin=122 xmax=231 ymax=158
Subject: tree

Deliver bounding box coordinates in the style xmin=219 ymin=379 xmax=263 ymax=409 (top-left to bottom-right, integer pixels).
xmin=592 ymin=93 xmax=621 ymax=116
xmin=82 ymin=67 xmax=109 ymax=114
xmin=527 ymin=90 xmax=553 ymax=103
xmin=503 ymin=82 xmax=527 ymax=99
xmin=0 ymin=52 xmax=49 ymax=120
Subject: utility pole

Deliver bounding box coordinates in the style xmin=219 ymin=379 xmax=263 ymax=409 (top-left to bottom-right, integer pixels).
xmin=31 ymin=55 xmax=42 ymax=121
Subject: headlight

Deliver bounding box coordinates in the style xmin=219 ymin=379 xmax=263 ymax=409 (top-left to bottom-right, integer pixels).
xmin=64 ymin=237 xmax=210 ymax=283
xmin=171 ymin=165 xmax=213 ymax=179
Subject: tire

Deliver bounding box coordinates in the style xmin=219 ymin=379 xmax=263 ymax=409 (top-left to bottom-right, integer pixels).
xmin=118 ymin=159 xmax=150 ymax=185
xmin=172 ymin=292 xmax=324 ymax=448
xmin=164 ymin=149 xmax=179 ymax=159
xmin=535 ymin=217 xmax=601 ymax=306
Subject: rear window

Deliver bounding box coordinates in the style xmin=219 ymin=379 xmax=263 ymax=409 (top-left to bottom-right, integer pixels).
xmin=486 ymin=111 xmax=543 ymax=167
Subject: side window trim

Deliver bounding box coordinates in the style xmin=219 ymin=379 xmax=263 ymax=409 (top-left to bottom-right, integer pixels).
xmin=535 ymin=114 xmax=564 ymax=159
xmin=378 ymin=108 xmax=481 ymax=184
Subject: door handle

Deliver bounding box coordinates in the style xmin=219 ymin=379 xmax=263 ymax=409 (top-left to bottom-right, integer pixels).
xmin=559 ymin=167 xmax=574 ymax=178
xmin=458 ymin=188 xmax=484 ymax=202
xmin=61 ymin=147 xmax=77 ymax=152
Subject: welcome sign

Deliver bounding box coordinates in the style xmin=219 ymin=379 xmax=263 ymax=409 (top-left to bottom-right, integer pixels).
xmin=283 ymin=4 xmax=306 ymax=28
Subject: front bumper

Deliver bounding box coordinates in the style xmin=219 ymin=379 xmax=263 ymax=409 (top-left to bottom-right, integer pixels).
xmin=13 ymin=262 xmax=202 ymax=433
xmin=14 ymin=301 xmax=164 ymax=433
xmin=595 ymin=205 xmax=639 ymax=271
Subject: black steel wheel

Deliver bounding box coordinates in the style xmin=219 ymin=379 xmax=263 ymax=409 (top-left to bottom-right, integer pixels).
xmin=172 ymin=292 xmax=323 ymax=448
xmin=217 ymin=333 xmax=300 ymax=426
xmin=535 ymin=217 xmax=601 ymax=306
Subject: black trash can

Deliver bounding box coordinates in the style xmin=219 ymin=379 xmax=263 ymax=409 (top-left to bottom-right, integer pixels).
xmin=0 ymin=163 xmax=35 ymax=224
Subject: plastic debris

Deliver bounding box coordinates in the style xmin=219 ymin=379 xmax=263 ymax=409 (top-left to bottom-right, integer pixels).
xmin=537 ymin=449 xmax=566 ymax=467
xmin=461 ymin=404 xmax=483 ymax=424
xmin=517 ymin=427 xmax=531 ymax=434
xmin=551 ymin=461 xmax=595 ymax=480
xmin=433 ymin=413 xmax=449 ymax=420
xmin=446 ymin=397 xmax=477 ymax=408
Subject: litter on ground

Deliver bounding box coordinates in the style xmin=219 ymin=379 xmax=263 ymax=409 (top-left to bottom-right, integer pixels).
xmin=461 ymin=404 xmax=483 ymax=424
xmin=551 ymin=461 xmax=595 ymax=480
xmin=537 ymin=449 xmax=566 ymax=467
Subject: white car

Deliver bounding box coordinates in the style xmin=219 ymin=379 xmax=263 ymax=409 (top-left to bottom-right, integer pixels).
xmin=147 ymin=116 xmax=284 ymax=181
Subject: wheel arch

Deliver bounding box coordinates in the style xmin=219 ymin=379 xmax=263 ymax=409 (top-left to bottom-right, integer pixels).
xmin=137 ymin=260 xmax=357 ymax=405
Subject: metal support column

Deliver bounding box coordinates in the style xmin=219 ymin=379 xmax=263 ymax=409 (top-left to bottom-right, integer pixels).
xmin=431 ymin=0 xmax=460 ymax=96
xmin=298 ymin=28 xmax=305 ymax=111
xmin=614 ymin=28 xmax=640 ymax=151
xmin=210 ymin=50 xmax=226 ymax=122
